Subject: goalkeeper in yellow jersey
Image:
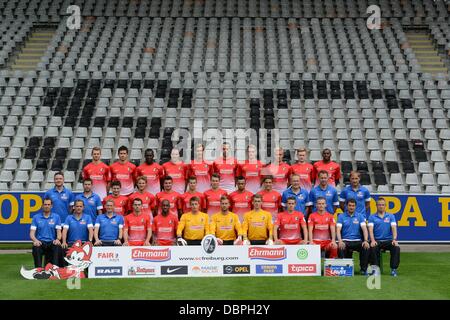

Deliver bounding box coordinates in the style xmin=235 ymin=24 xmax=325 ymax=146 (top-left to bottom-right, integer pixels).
xmin=210 ymin=196 xmax=243 ymax=245
xmin=242 ymin=194 xmax=274 ymax=245
xmin=176 ymin=197 xmax=209 ymax=245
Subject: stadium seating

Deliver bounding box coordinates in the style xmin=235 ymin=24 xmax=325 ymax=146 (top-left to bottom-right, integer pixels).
xmin=0 ymin=0 xmax=449 ymax=194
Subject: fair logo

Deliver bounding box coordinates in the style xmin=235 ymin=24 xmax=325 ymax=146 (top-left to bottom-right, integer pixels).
xmin=97 ymin=252 xmax=119 ymax=262
xmin=297 ymin=249 xmax=308 ymax=260
xmin=132 ymin=248 xmax=171 ymax=262
xmin=249 ymin=247 xmax=287 ymax=261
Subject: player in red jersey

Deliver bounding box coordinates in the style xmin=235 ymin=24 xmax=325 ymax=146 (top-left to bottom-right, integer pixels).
xmin=135 ymin=149 xmax=164 ymax=195
xmin=313 ymin=148 xmax=341 ymax=187
xmin=229 ymin=176 xmax=253 ymax=222
xmin=180 ymin=176 xmax=206 ymax=213
xmin=82 ymin=146 xmax=111 ymax=200
xmin=261 ymin=147 xmax=291 ymax=195
xmin=204 ymin=173 xmax=228 ymax=217
xmin=155 ymin=176 xmax=182 ymax=218
xmin=257 ymin=175 xmax=282 ymax=221
xmin=188 ymin=144 xmax=213 ymax=193
xmin=123 ymin=198 xmax=152 ymax=246
xmin=290 ymin=147 xmax=315 ymax=192
xmin=152 ymin=200 xmax=178 ymax=246
xmin=109 ymin=146 xmax=136 ymax=196
xmin=274 ymin=197 xmax=308 ymax=245
xmin=127 ymin=176 xmax=156 ymax=219
xmin=213 ymin=142 xmax=239 ymax=194
xmin=102 ymin=181 xmax=129 ymax=216
xmin=308 ymin=197 xmax=338 ymax=258
xmin=239 ymin=144 xmax=264 ymax=194
xmin=162 ymin=148 xmax=187 ymax=195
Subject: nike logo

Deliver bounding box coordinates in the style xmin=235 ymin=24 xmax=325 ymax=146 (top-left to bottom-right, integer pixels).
xmin=166 ymin=267 xmax=182 ymax=274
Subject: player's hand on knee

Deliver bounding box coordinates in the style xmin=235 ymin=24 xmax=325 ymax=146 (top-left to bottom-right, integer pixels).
xmin=33 ymin=240 xmax=42 ymax=247
xmin=370 ymin=240 xmax=377 ymax=248
xmin=338 ymin=241 xmax=346 ymax=250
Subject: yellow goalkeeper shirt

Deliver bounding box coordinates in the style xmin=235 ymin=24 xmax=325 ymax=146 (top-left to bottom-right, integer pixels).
xmin=242 ymin=210 xmax=273 ymax=241
xmin=210 ymin=212 xmax=242 ymax=241
xmin=177 ymin=212 xmax=209 ymax=240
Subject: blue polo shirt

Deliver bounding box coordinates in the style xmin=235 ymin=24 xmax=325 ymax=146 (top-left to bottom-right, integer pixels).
xmin=368 ymin=213 xmax=397 ymax=241
xmin=339 ymin=185 xmax=371 ymax=218
xmin=43 ymin=187 xmax=75 ymax=222
xmin=95 ymin=213 xmax=124 ymax=241
xmin=74 ymin=192 xmax=103 ymax=223
xmin=30 ymin=212 xmax=62 ymax=242
xmin=63 ymin=214 xmax=93 ymax=243
xmin=337 ymin=211 xmax=367 ymax=241
xmin=281 ymin=187 xmax=309 ymax=214
xmin=307 ymin=185 xmax=339 ymax=214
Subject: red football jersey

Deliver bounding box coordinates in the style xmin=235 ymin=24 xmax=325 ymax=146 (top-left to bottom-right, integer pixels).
xmin=163 ymin=161 xmax=187 ymax=195
xmin=213 ymin=158 xmax=238 ymax=193
xmin=275 ymin=211 xmax=307 ymax=244
xmin=291 ymin=162 xmax=315 ymax=192
xmin=155 ymin=190 xmax=181 ymax=217
xmin=135 ymin=162 xmax=164 ymax=195
xmin=109 ymin=161 xmax=136 ymax=196
xmin=308 ymin=212 xmax=336 ymax=241
xmin=313 ymin=161 xmax=341 ymax=187
xmin=180 ymin=191 xmax=206 ymax=213
xmin=188 ymin=161 xmax=213 ymax=193
xmin=204 ymin=188 xmax=228 ymax=216
xmin=127 ymin=191 xmax=156 ymax=218
xmin=261 ymin=163 xmax=292 ymax=195
xmin=152 ymin=214 xmax=178 ymax=246
xmin=257 ymin=189 xmax=282 ymax=221
xmin=239 ymin=160 xmax=263 ymax=194
xmin=124 ymin=213 xmax=151 ymax=246
xmin=102 ymin=194 xmax=129 ymax=216
xmin=229 ymin=190 xmax=253 ymax=220
xmin=82 ymin=162 xmax=111 ymax=200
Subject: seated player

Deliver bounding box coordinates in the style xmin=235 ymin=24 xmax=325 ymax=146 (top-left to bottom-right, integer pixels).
xmin=242 ymin=194 xmax=274 ymax=245
xmin=123 ymin=198 xmax=152 ymax=246
xmin=308 ymin=197 xmax=338 ymax=258
xmin=152 ymin=200 xmax=178 ymax=246
xmin=274 ymin=197 xmax=308 ymax=245
xmin=94 ymin=199 xmax=124 ymax=246
xmin=62 ymin=200 xmax=94 ymax=254
xmin=176 ymin=197 xmax=209 ymax=246
xmin=210 ymin=196 xmax=243 ymax=245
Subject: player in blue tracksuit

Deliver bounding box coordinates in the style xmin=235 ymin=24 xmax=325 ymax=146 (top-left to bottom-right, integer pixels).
xmin=307 ymin=170 xmax=339 ymax=215
xmin=339 ymin=171 xmax=371 ymax=219
xmin=368 ymin=197 xmax=401 ymax=276
xmin=94 ymin=199 xmax=124 ymax=246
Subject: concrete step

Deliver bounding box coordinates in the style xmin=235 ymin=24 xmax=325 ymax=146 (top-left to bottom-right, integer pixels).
xmin=21 ymin=48 xmax=47 ymax=54
xmin=422 ymin=66 xmax=448 ymax=72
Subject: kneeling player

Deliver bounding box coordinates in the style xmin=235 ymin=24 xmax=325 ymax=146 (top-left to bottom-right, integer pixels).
xmin=274 ymin=197 xmax=308 ymax=245
xmin=176 ymin=197 xmax=209 ymax=245
xmin=242 ymin=194 xmax=274 ymax=245
xmin=123 ymin=198 xmax=152 ymax=246
xmin=308 ymin=197 xmax=338 ymax=258
xmin=210 ymin=196 xmax=243 ymax=245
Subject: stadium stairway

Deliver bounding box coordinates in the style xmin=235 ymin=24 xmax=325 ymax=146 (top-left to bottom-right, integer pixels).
xmin=406 ymin=31 xmax=448 ymax=75
xmin=9 ymin=27 xmax=55 ymax=71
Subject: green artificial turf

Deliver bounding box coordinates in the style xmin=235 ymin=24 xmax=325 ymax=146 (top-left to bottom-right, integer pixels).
xmin=1 ymin=252 xmax=449 ymax=300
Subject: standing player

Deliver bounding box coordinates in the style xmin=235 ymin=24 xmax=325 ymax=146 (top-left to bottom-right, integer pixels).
xmin=73 ymin=179 xmax=103 ymax=223
xmin=257 ymin=176 xmax=282 ymax=221
xmin=308 ymin=197 xmax=338 ymax=258
xmin=102 ymin=181 xmax=129 ymax=216
xmin=162 ymin=148 xmax=187 ymax=195
xmin=239 ymin=144 xmax=263 ymax=194
xmin=210 ymin=196 xmax=243 ymax=245
xmin=110 ymin=146 xmax=136 ymax=196
xmin=176 ymin=197 xmax=209 ymax=245
xmin=274 ymin=197 xmax=308 ymax=245
xmin=188 ymin=144 xmax=213 ymax=193
xmin=123 ymin=198 xmax=152 ymax=246
xmin=43 ymin=172 xmax=75 ymax=223
xmin=135 ymin=149 xmax=164 ymax=195
xmin=290 ymin=148 xmax=315 ymax=192
xmin=213 ymin=142 xmax=239 ymax=194
xmin=368 ymin=198 xmax=400 ymax=276
xmin=307 ymin=170 xmax=339 ymax=215
xmin=261 ymin=147 xmax=291 ymax=194
xmin=229 ymin=176 xmax=253 ymax=222
xmin=204 ymin=173 xmax=228 ymax=217
xmin=155 ymin=176 xmax=182 ymax=217
xmin=337 ymin=199 xmax=370 ymax=275
xmin=313 ymin=148 xmax=341 ymax=187
xmin=339 ymin=171 xmax=371 ymax=219
xmin=152 ymin=200 xmax=178 ymax=246
xmin=281 ymin=174 xmax=310 ymax=215
xmin=127 ymin=176 xmax=156 ymax=218
xmin=180 ymin=176 xmax=206 ymax=213
xmin=242 ymin=194 xmax=274 ymax=245
xmin=94 ymin=199 xmax=124 ymax=246
xmin=82 ymin=146 xmax=111 ymax=200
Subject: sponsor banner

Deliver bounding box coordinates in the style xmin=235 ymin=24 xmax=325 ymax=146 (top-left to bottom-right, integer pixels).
xmin=2 ymin=192 xmax=450 ymax=242
xmin=88 ymin=245 xmax=321 ymax=278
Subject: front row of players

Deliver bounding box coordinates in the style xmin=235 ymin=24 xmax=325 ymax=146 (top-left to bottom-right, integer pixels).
xmin=31 ymin=196 xmax=400 ymax=276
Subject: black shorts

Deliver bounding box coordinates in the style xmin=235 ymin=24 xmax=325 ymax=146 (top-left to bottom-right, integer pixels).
xmin=186 ymin=240 xmax=202 ymax=246
xmin=222 ymin=240 xmax=235 ymax=245
xmin=250 ymin=240 xmax=266 ymax=245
